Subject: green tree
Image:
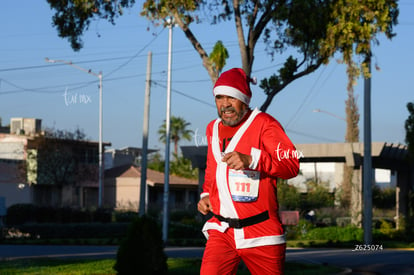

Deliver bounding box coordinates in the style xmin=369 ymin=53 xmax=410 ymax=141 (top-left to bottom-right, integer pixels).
xmin=341 ymin=85 xmax=360 ymax=208
xmin=27 ymin=126 xmax=93 ymax=186
xmin=405 ymin=102 xmax=414 ymax=232
xmin=277 ymin=180 xmax=301 ymax=211
xmin=47 ymin=0 xmax=398 ymax=112
xmin=209 ymin=40 xmax=229 ymax=75
xmin=170 ymin=153 xmax=198 ymax=179
xmin=22 ymin=127 xmax=97 ymax=207
xmin=147 ymin=152 xmax=165 ymax=172
xmin=372 ymin=186 xmax=396 ymax=210
xmin=405 ymin=102 xmax=414 ymax=159
xmin=44 ymin=126 xmax=88 ymax=141
xmin=158 ymin=116 xmax=193 ymax=156
xmin=303 ymin=181 xmax=335 ymax=210
xmin=147 ymin=152 xmax=198 ymax=179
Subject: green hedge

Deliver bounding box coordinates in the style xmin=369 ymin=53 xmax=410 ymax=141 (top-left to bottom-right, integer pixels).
xmin=302 ymin=226 xmax=363 ymax=242
xmin=4 ymin=204 xmax=206 ymax=246
xmin=16 ymin=222 xmax=129 ymax=239
xmin=6 ymin=204 xmax=116 ymax=225
xmin=293 ymin=223 xmax=413 ymax=243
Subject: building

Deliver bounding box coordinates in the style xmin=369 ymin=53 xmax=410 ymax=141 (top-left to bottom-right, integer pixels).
xmin=0 ymin=118 xmax=110 ymax=209
xmin=0 ymin=133 xmax=36 ymax=208
xmin=288 ymin=163 xmax=396 ymax=193
xmin=0 ymin=117 xmax=199 ymax=215
xmin=104 ymin=164 xmax=199 ymax=212
xmin=104 ymin=147 xmax=158 ymax=169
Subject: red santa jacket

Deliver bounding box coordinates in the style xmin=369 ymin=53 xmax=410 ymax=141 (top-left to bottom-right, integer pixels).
xmin=201 ymin=108 xmax=300 ymax=249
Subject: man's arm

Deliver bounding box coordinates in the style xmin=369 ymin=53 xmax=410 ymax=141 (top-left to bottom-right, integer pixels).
xmin=250 ymin=117 xmax=300 ymax=179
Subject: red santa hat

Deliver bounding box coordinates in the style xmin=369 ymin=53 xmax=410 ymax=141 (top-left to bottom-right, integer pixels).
xmin=213 ymin=68 xmax=253 ymax=105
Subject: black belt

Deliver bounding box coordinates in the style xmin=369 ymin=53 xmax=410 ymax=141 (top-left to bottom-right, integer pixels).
xmin=213 ymin=211 xmax=269 ymax=229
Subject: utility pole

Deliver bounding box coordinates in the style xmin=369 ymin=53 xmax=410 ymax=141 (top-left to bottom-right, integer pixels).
xmin=363 ymin=57 xmax=373 ymax=244
xmin=98 ymin=72 xmax=103 ymax=208
xmin=162 ymin=19 xmax=173 ymax=244
xmin=139 ymin=51 xmax=152 ymax=216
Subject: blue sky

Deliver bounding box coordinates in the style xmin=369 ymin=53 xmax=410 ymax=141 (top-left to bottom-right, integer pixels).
xmin=1 ymin=1 xmax=413 ymax=154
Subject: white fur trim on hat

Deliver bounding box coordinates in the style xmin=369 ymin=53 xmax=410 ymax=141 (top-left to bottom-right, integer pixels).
xmin=213 ymin=85 xmax=251 ymax=105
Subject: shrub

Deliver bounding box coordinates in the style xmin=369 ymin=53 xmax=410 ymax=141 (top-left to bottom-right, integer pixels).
xmin=169 ymin=209 xmax=197 ymax=223
xmin=284 ymin=220 xmax=314 ymax=240
xmin=301 ymin=225 xmax=363 ymax=242
xmin=278 ymin=180 xmax=301 ymax=210
xmin=301 ymin=181 xmax=335 ymax=210
xmin=373 ymin=186 xmax=395 ymax=209
xmin=114 ymin=216 xmax=167 ymax=275
xmin=92 ymin=208 xmax=113 ymax=223
xmin=312 ymin=207 xmax=350 ymax=226
xmin=169 ymin=221 xmax=203 ymax=239
xmin=113 ymin=211 xmax=139 ymax=222
xmin=6 ymin=204 xmax=36 ymax=225
xmin=6 ymin=204 xmax=114 ymax=225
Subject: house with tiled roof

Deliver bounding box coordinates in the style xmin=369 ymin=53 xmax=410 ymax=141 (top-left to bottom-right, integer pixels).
xmin=104 ymin=164 xmax=199 ymax=212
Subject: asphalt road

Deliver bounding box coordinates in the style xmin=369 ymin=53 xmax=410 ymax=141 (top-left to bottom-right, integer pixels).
xmin=286 ymin=248 xmax=414 ymax=275
xmin=0 ymin=245 xmax=413 ymax=274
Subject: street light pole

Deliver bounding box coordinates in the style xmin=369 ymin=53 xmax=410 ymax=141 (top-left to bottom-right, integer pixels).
xmin=45 ymin=58 xmax=104 ymax=208
xmin=139 ymin=51 xmax=152 ymax=216
xmin=162 ymin=18 xmax=173 ymax=244
xmin=363 ymin=57 xmax=373 ymax=245
xmin=98 ymin=71 xmax=103 ymax=208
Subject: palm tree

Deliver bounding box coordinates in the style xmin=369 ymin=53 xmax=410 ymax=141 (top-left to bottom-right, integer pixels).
xmin=158 ymin=116 xmax=193 ymax=156
xmin=209 ymin=40 xmax=229 ymax=76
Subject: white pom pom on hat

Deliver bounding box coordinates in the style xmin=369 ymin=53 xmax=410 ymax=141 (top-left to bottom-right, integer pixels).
xmin=213 ymin=68 xmax=254 ymax=105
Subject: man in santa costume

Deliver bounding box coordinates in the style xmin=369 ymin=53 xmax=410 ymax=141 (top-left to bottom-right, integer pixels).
xmin=197 ymin=68 xmax=300 ymax=275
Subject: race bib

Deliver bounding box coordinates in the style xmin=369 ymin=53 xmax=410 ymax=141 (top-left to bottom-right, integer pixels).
xmin=228 ymin=169 xmax=260 ymax=202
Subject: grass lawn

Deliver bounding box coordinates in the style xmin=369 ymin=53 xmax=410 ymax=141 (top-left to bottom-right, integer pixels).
xmin=0 ymin=258 xmax=343 ymax=275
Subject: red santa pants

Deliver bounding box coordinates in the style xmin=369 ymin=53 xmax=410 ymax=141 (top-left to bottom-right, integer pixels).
xmin=200 ymin=228 xmax=286 ymax=275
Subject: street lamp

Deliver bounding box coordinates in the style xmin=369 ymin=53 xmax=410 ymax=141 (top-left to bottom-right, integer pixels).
xmin=314 ymin=104 xmax=373 ymax=244
xmin=313 ymin=108 xmax=346 ymax=121
xmin=45 ymin=58 xmax=104 ymax=208
xmin=363 ymin=57 xmax=373 ymax=245
xmin=162 ymin=18 xmax=173 ymax=244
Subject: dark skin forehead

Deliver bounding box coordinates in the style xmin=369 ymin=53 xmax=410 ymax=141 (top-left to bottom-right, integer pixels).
xmin=215 ymin=95 xmax=245 ymax=105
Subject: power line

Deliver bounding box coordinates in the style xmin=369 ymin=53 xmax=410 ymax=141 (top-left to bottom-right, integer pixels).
xmin=285 ymin=62 xmax=339 ymax=128
xmin=0 ymin=74 xmax=136 ymax=95
xmin=0 ymin=55 xmax=140 ymax=73
xmin=152 ymin=78 xmax=210 ymax=83
xmin=50 ymin=28 xmax=165 ymax=92
xmin=106 ymin=28 xmax=165 ymax=78
xmin=0 ymin=62 xmax=212 ymax=96
xmin=1 ymin=28 xmax=209 ymax=97
xmin=0 ymin=38 xmax=241 ymax=74
xmin=0 ymin=74 xmax=216 ymax=109
xmin=286 ymin=128 xmax=341 ymax=143
xmin=151 ymin=81 xmax=215 ymax=108
xmin=0 ymin=29 xmax=167 ymax=74
xmin=285 ymin=66 xmax=327 ymax=128
xmin=0 ymin=60 xmax=287 ymax=96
